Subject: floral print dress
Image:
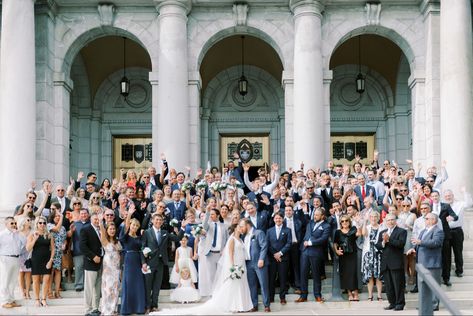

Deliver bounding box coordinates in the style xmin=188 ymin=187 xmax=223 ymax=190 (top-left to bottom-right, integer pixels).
xmin=47 ymin=224 xmax=67 ymax=270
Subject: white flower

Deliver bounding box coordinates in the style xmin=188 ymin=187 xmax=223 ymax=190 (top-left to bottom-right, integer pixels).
xmin=170 ymin=218 xmax=179 ymax=227
xmin=181 ymin=181 xmax=194 ymax=192
xmin=142 ymin=247 xmax=152 ymax=255
xmin=196 ymin=180 xmax=208 ymax=190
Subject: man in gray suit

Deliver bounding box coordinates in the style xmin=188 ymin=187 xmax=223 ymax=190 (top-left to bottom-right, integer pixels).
xmin=240 ymin=218 xmax=271 ymax=312
xmin=407 ymin=213 xmax=444 ymax=311
xmin=200 ymin=209 xmax=228 ymax=296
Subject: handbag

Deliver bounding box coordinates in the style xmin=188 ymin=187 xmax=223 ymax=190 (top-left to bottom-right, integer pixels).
xmin=25 ymin=258 xmax=32 ymax=269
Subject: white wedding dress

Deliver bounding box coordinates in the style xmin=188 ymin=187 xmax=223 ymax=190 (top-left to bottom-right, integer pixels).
xmin=151 ymin=235 xmax=253 ymax=315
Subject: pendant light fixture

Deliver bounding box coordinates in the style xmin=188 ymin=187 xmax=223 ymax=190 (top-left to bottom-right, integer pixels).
xmin=120 ymin=37 xmax=130 ymax=98
xmin=356 ymin=35 xmax=365 ymax=94
xmin=238 ymin=35 xmax=248 ymax=97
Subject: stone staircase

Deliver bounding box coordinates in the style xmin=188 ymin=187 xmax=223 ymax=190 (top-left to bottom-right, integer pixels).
xmin=2 ymin=212 xmax=473 ymax=315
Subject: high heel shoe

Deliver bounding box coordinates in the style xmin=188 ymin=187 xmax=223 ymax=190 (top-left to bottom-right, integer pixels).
xmin=54 ymin=291 xmax=62 ymax=299
xmin=35 ymin=299 xmax=41 ymax=307
xmin=41 ymin=299 xmax=48 ymax=307
xmin=368 ymin=296 xmax=373 ymax=301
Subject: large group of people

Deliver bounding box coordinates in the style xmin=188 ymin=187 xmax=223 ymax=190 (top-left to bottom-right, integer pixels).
xmin=0 ymin=151 xmax=470 ymax=314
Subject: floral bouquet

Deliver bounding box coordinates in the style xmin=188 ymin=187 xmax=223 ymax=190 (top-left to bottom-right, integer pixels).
xmin=170 ymin=218 xmax=179 ymax=227
xmin=196 ymin=180 xmax=208 ymax=190
xmin=232 ymin=180 xmax=244 ymax=189
xmin=142 ymin=247 xmax=152 ymax=256
xmin=191 ymin=223 xmax=205 ymax=237
xmin=210 ymin=181 xmax=228 ymax=192
xmin=181 ymin=181 xmax=194 ymax=192
xmin=229 ymin=265 xmax=245 ymax=280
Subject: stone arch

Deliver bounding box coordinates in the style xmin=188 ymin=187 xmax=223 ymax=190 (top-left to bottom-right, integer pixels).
xmin=324 ymin=25 xmax=421 ymax=74
xmin=58 ymin=25 xmax=156 ymax=78
xmin=190 ymin=23 xmax=292 ymax=73
xmin=93 ymin=67 xmax=152 ymax=115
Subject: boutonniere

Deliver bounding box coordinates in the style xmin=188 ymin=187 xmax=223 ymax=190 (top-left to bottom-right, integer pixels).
xmin=162 ymin=233 xmax=167 ymax=238
xmin=282 ymin=232 xmax=285 ymax=235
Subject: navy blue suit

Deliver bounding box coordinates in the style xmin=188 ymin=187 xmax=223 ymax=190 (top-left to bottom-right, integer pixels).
xmin=245 ymin=229 xmax=270 ymax=308
xmin=354 ymin=184 xmax=377 ymax=202
xmin=166 ymin=201 xmax=186 ymax=222
xmin=284 ymin=217 xmax=303 ymax=290
xmin=266 ymin=225 xmax=292 ymax=300
xmin=299 ymin=220 xmax=330 ymax=299
xmin=242 ymin=210 xmax=270 ymax=233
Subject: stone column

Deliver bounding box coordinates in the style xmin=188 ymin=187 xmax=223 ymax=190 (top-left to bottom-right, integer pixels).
xmin=188 ymin=72 xmax=201 ymax=171
xmin=53 ymin=72 xmax=74 ymax=185
xmin=149 ymin=71 xmax=159 ymax=166
xmin=155 ymin=0 xmax=191 ymax=171
xmin=440 ymin=0 xmax=473 ymax=193
xmin=323 ymin=70 xmax=333 ymax=164
xmin=282 ymin=71 xmax=294 ymax=169
xmin=290 ymin=0 xmax=325 ymax=169
xmin=409 ymin=76 xmax=426 ymax=169
xmin=0 ymin=0 xmax=36 ymax=212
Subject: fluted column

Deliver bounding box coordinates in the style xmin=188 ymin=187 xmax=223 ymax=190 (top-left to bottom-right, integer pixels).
xmin=290 ymin=0 xmax=325 ymax=169
xmin=440 ymin=0 xmax=473 ymax=193
xmin=155 ymin=0 xmax=191 ymax=171
xmin=0 ymin=0 xmax=36 ymax=212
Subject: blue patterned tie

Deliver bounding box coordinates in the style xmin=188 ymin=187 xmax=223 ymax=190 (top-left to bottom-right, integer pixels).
xmin=212 ymin=222 xmax=217 ymax=248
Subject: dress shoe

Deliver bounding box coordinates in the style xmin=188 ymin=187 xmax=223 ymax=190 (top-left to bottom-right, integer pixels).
xmin=264 ymin=307 xmax=271 ymax=312
xmin=294 ymin=289 xmax=302 ymax=295
xmin=1 ymin=303 xmax=14 ymax=309
xmin=384 ymin=305 xmax=395 ymax=310
xmin=249 ymin=307 xmax=258 ymax=312
xmin=150 ymin=307 xmax=159 ymax=312
xmin=394 ymin=305 xmax=404 ymax=311
xmin=443 ymin=280 xmax=452 ymax=287
xmin=456 ymin=272 xmax=463 ymax=278
xmin=295 ymin=297 xmax=308 ymax=303
xmin=433 ymin=306 xmax=439 ymax=311
xmin=75 ymin=288 xmax=84 ymax=292
xmin=280 ymin=298 xmax=287 ymax=305
xmin=410 ymin=287 xmax=418 ymax=293
xmin=144 ymin=308 xmax=150 ymax=314
xmin=315 ymin=297 xmax=325 ymax=303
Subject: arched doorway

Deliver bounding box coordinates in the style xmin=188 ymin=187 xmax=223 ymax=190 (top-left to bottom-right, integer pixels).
xmin=329 ymin=34 xmax=412 ymax=169
xmin=200 ymin=34 xmax=285 ymax=171
xmin=69 ymin=35 xmax=152 ymax=179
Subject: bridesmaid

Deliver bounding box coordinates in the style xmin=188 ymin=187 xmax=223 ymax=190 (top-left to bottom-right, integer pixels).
xmin=119 ymin=206 xmax=146 ymax=315
xmin=98 ymin=215 xmax=122 ymax=315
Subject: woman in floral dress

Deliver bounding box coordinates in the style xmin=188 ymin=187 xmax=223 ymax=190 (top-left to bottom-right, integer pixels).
xmin=99 ymin=215 xmax=122 ymax=315
xmin=47 ymin=205 xmax=67 ymax=298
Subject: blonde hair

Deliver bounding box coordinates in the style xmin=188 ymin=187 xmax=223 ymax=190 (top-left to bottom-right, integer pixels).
xmin=130 ymin=218 xmax=140 ymax=228
xmin=180 ymin=267 xmax=191 ymax=278
xmin=33 ymin=216 xmax=51 ymax=239
xmin=339 ymin=214 xmax=352 ymax=227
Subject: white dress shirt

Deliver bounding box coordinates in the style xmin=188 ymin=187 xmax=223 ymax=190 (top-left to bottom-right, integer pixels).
xmin=244 ymin=228 xmax=253 ymax=260
xmin=448 ymin=192 xmax=473 ymax=229
xmin=0 ymin=230 xmax=23 ymax=256
xmin=210 ymin=222 xmax=223 ymax=251
xmin=285 ymin=217 xmax=297 ymax=243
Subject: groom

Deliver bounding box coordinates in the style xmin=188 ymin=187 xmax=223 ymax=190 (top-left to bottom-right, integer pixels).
xmin=240 ymin=218 xmax=271 ymax=313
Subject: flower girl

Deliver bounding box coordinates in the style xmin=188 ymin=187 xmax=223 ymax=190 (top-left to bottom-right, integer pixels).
xmin=170 ymin=267 xmax=201 ymax=304
xmin=170 ymin=234 xmax=198 ymax=284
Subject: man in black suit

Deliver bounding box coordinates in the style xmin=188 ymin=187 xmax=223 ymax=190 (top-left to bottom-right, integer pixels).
xmin=375 ymin=213 xmax=407 ymax=311
xmin=430 ymin=190 xmax=458 ymax=286
xmin=283 ymin=205 xmax=303 ymax=293
xmin=79 ymin=213 xmax=103 ymax=316
xmin=141 ymin=213 xmax=182 ymax=312
xmin=148 ymin=154 xmax=168 ymax=190
xmin=266 ymin=212 xmax=292 ymax=305
xmin=242 ymin=202 xmax=270 ymax=233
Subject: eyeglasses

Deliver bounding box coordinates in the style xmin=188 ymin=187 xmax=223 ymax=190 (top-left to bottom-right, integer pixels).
xmin=400 ymin=189 xmax=408 ymax=192
xmin=10 ymin=222 xmax=17 ymax=226
xmin=92 ymin=197 xmax=99 ymax=200
xmin=50 ymin=207 xmax=57 ymax=211
xmin=396 ymin=198 xmax=403 ymax=201
xmin=384 ymin=163 xmax=389 ymax=165
xmin=28 ymin=196 xmax=36 ymax=200
xmin=38 ymin=222 xmax=46 ymax=225
xmin=340 ymin=220 xmax=349 ymax=223
xmin=57 ymin=189 xmax=65 ymax=192
xmin=25 ymin=205 xmax=32 ymax=208
xmin=426 ymin=180 xmax=434 ymax=183
xmin=73 ymin=202 xmax=81 ymax=205
xmin=142 ymin=176 xmax=149 ymax=178
xmin=105 ymin=214 xmax=114 ymax=217
xmin=402 ymin=205 xmax=410 ymax=207
xmin=397 ymin=182 xmax=404 ymax=185
xmin=420 ymin=207 xmax=429 ymax=210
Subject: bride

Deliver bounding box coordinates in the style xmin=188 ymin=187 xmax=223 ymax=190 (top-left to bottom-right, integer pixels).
xmin=151 ymin=224 xmax=253 ymax=315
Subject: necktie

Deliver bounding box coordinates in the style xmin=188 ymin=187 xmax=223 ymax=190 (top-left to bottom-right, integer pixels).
xmin=212 ymin=222 xmax=217 ymax=248
xmin=362 ymin=186 xmax=366 ymax=200
xmin=156 ymin=229 xmax=161 ymax=244
xmin=175 ymin=202 xmax=179 ymax=209
xmin=418 ymin=229 xmax=426 ymax=240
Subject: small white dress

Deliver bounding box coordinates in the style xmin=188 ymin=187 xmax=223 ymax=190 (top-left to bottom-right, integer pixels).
xmin=170 ymin=278 xmax=201 ymax=303
xmin=170 ymin=246 xmax=198 ymax=284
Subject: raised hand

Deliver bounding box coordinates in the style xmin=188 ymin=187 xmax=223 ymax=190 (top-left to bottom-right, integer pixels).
xmin=77 ymin=171 xmax=84 ymax=180
xmin=160 ymin=152 xmax=166 ymax=161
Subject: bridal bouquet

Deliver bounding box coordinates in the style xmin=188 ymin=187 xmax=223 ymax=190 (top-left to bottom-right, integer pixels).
xmin=169 ymin=218 xmax=179 ymax=227
xmin=191 ymin=223 xmax=205 ymax=237
xmin=232 ymin=180 xmax=244 ymax=189
xmin=181 ymin=181 xmax=194 ymax=192
xmin=196 ymin=180 xmax=208 ymax=190
xmin=229 ymin=265 xmax=245 ymax=280
xmin=142 ymin=247 xmax=152 ymax=256
xmin=210 ymin=181 xmax=228 ymax=192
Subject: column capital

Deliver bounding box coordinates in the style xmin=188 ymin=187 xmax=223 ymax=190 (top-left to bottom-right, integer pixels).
xmin=155 ymin=0 xmax=192 ymax=16
xmin=188 ymin=71 xmax=202 ymax=89
xmin=289 ymin=0 xmax=324 ymax=19
xmin=420 ymin=0 xmax=439 ymax=18
xmin=35 ymin=0 xmax=58 ymax=19
xmin=149 ymin=71 xmax=159 ymax=85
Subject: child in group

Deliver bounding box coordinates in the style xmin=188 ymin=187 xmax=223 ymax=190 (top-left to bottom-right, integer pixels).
xmin=170 ymin=267 xmax=201 ymax=304
xmin=170 ymin=234 xmax=198 ymax=284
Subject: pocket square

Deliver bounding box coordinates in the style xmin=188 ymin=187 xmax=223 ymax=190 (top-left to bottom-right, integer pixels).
xmin=162 ymin=234 xmax=167 ymax=237
xmin=318 ymin=227 xmax=324 ymax=231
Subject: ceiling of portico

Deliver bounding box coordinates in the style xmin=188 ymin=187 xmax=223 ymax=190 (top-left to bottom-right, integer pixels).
xmin=330 ymin=34 xmax=404 ymax=93
xmin=77 ymin=36 xmax=151 ymax=99
xmin=200 ymin=35 xmax=283 ymax=92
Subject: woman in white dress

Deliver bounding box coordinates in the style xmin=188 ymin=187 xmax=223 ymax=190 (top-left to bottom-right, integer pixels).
xmin=151 ymin=223 xmax=253 ymax=315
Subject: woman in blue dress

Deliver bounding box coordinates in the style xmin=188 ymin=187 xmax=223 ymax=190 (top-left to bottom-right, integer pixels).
xmin=119 ymin=206 xmax=146 ymax=315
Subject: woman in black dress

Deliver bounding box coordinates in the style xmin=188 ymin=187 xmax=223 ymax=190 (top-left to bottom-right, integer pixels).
xmin=26 ymin=216 xmax=55 ymax=307
xmin=333 ymin=214 xmax=362 ymax=301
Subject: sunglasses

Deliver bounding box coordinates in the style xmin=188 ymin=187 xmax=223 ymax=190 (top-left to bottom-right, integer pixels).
xmin=397 ymin=182 xmax=404 ymax=185
xmin=402 ymin=205 xmax=410 ymax=207
xmin=73 ymin=202 xmax=81 ymax=205
xmin=105 ymin=214 xmax=114 ymax=217
xmin=420 ymin=207 xmax=429 ymax=210
xmin=340 ymin=220 xmax=349 ymax=223
xmin=396 ymin=198 xmax=403 ymax=201
xmin=400 ymin=189 xmax=408 ymax=192
xmin=426 ymin=180 xmax=434 ymax=183
xmin=28 ymin=196 xmax=36 ymax=200
xmin=57 ymin=189 xmax=65 ymax=192
xmin=10 ymin=222 xmax=17 ymax=226
xmin=38 ymin=222 xmax=46 ymax=225
xmin=25 ymin=205 xmax=32 ymax=208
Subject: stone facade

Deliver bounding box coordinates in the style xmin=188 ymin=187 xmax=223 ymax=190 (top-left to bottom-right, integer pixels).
xmin=0 ymin=0 xmax=472 ymax=212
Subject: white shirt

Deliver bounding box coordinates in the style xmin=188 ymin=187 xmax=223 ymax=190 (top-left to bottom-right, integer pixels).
xmin=244 ymin=228 xmax=253 ymax=260
xmin=210 ymin=221 xmax=223 ymax=251
xmin=246 ymin=213 xmax=257 ymax=228
xmin=58 ymin=196 xmax=66 ymax=212
xmin=0 ymin=229 xmax=23 ymax=257
xmin=448 ymin=192 xmax=472 ymax=229
xmin=412 ymin=216 xmax=427 ymax=239
xmin=275 ymin=225 xmax=282 ymax=239
xmin=153 ymin=227 xmax=161 ymax=243
xmin=285 ymin=217 xmax=297 ymax=243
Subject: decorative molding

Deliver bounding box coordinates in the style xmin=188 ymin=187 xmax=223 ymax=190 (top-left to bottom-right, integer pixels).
xmin=155 ymin=0 xmax=192 ymax=15
xmin=289 ymin=0 xmax=324 ymax=19
xmin=97 ymin=3 xmax=116 ymax=26
xmin=53 ymin=72 xmax=74 ymax=93
xmin=233 ymin=2 xmax=249 ymax=26
xmin=35 ymin=0 xmax=58 ymax=20
xmin=365 ymin=2 xmax=381 ymax=26
xmin=209 ymin=115 xmax=279 ymax=123
xmin=102 ymin=119 xmax=152 ymax=124
xmin=420 ymin=0 xmax=440 ymax=18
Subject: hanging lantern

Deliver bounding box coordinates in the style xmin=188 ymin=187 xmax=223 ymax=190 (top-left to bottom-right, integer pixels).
xmin=238 ymin=74 xmax=248 ymax=96
xmin=356 ymin=73 xmax=365 ymax=94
